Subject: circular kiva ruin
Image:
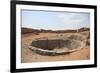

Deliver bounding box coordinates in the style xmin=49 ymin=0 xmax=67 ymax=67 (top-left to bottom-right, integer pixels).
xmin=29 ymin=34 xmax=86 ymax=56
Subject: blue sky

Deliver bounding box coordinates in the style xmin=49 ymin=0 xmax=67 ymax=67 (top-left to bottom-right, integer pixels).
xmin=21 ymin=10 xmax=90 ymax=30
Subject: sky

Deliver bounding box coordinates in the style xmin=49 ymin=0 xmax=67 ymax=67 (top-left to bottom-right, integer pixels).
xmin=21 ymin=10 xmax=90 ymax=30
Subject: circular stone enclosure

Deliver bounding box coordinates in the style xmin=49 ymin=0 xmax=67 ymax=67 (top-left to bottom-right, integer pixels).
xmin=29 ymin=35 xmax=85 ymax=56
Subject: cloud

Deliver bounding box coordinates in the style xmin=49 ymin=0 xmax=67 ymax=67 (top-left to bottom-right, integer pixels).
xmin=58 ymin=14 xmax=66 ymax=18
xmin=57 ymin=12 xmax=90 ymax=29
xmin=63 ymin=18 xmax=81 ymax=25
xmin=58 ymin=13 xmax=82 ymax=25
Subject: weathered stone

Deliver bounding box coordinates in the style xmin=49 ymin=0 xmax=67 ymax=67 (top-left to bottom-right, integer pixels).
xmin=29 ymin=35 xmax=85 ymax=56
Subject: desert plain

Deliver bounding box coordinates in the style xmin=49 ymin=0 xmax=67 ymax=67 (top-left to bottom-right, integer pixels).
xmin=21 ymin=27 xmax=90 ymax=63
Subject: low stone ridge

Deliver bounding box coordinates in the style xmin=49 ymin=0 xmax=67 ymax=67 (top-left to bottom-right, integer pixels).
xmin=22 ymin=27 xmax=90 ymax=34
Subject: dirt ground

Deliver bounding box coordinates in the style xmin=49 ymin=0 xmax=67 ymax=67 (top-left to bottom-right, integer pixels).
xmin=21 ymin=32 xmax=90 ymax=63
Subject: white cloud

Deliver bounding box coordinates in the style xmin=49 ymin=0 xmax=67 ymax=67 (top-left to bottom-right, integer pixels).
xmin=63 ymin=18 xmax=81 ymax=25
xmin=58 ymin=14 xmax=66 ymax=18
xmin=58 ymin=13 xmax=82 ymax=25
xmin=57 ymin=12 xmax=90 ymax=29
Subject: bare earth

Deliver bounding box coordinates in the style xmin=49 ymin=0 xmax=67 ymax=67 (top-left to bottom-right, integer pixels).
xmin=21 ymin=32 xmax=90 ymax=63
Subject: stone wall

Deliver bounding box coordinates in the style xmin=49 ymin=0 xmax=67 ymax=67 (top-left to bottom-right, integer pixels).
xmin=31 ymin=39 xmax=82 ymax=50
